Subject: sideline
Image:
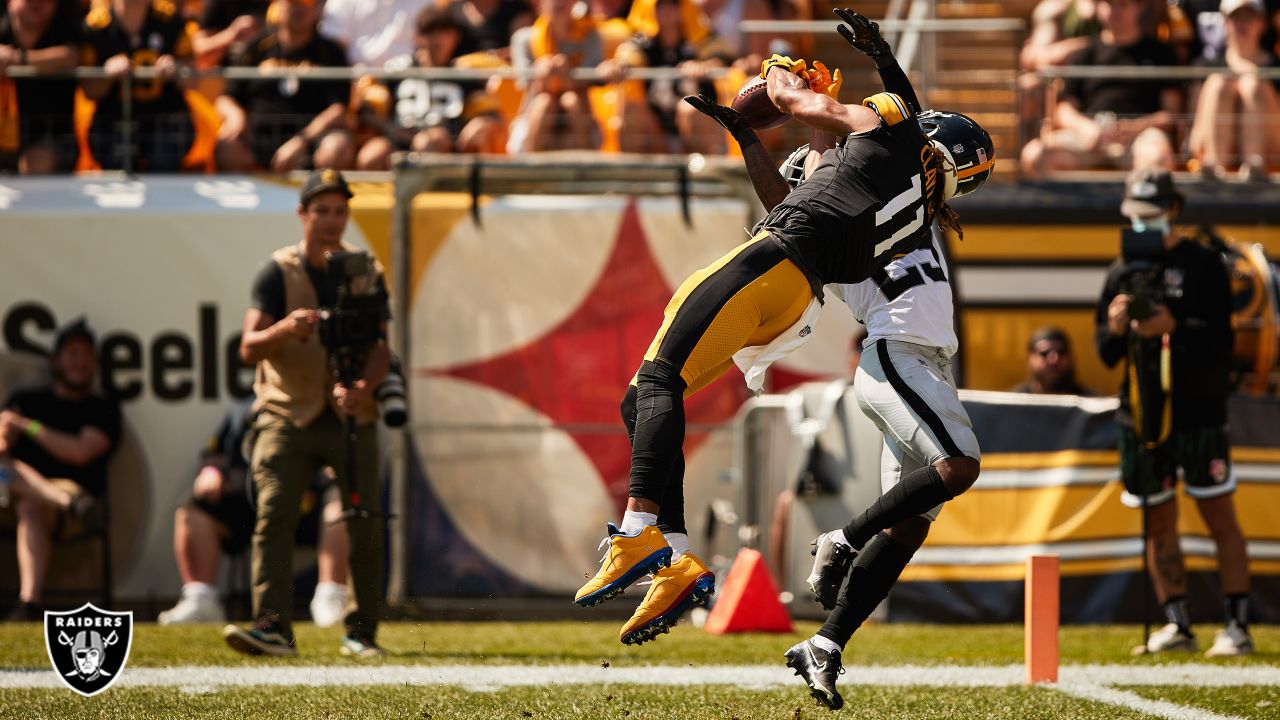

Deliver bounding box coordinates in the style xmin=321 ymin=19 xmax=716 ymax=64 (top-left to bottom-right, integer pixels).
xmin=1 ymin=662 xmax=1275 ymax=692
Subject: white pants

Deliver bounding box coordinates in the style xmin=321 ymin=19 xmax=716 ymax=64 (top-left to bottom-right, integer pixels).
xmin=854 ymin=338 xmax=981 ymax=521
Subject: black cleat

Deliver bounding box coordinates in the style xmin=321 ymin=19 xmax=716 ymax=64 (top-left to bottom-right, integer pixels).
xmin=785 ymin=639 xmax=845 ymax=710
xmin=807 ymin=532 xmax=855 ymax=611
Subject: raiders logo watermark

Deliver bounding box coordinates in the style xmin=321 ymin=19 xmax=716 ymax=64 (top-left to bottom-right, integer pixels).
xmin=44 ymin=603 xmax=133 ymax=697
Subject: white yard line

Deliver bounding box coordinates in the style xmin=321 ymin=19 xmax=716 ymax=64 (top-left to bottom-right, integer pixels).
xmin=1056 ymin=683 xmax=1245 ymax=720
xmin=1 ymin=663 xmax=1277 ymax=693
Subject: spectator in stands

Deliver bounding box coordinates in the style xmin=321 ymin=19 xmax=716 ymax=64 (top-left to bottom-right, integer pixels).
xmin=1019 ymin=0 xmax=1183 ymax=177
xmin=353 ymin=5 xmax=506 ymax=168
xmin=0 ymin=0 xmax=80 ymax=173
xmin=1096 ymin=166 xmax=1253 ymax=658
xmin=1178 ymin=0 xmax=1279 ymax=66
xmin=446 ymin=0 xmax=534 ymax=59
xmin=1010 ymin=326 xmax=1096 ymax=395
xmin=0 ymin=319 xmax=121 ymax=622
xmin=158 ymin=399 xmax=351 ymax=626
xmin=81 ymin=0 xmax=199 ymax=171
xmin=612 ymin=0 xmax=735 ymax=153
xmin=192 ymin=0 xmax=270 ymax=69
xmin=1187 ymin=0 xmax=1279 ymax=181
xmin=507 ymin=0 xmax=607 ymax=152
xmin=214 ymin=0 xmax=354 ymax=172
xmin=1022 ymin=0 xmax=1102 ymax=73
xmin=321 ymin=0 xmax=416 ymax=67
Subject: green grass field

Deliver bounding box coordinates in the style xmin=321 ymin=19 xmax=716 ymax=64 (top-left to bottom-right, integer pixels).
xmin=1 ymin=621 xmax=1277 ymax=719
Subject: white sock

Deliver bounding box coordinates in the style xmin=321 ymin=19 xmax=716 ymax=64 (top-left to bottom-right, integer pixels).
xmin=182 ymin=582 xmax=218 ymax=598
xmin=619 ymin=511 xmax=657 ymax=536
xmin=314 ymin=581 xmax=347 ymax=599
xmin=811 ymin=634 xmax=842 ymax=654
xmin=833 ymin=529 xmax=853 ymax=547
xmin=664 ymin=532 xmax=690 ymax=562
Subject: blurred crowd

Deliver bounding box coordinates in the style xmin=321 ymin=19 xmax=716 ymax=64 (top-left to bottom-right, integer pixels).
xmin=1020 ymin=0 xmax=1280 ymax=180
xmin=1 ymin=0 xmax=1278 ymax=178
xmin=0 ymin=0 xmax=815 ymax=173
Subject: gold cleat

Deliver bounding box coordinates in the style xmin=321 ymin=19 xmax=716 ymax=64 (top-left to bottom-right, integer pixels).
xmin=575 ymin=524 xmax=672 ymax=607
xmin=619 ymin=552 xmax=715 ymax=645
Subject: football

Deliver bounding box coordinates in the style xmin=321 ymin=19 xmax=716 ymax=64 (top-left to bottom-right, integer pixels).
xmin=731 ymin=75 xmax=802 ymax=130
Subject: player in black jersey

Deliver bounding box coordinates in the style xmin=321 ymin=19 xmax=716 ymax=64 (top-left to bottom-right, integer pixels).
xmin=574 ymin=7 xmax=995 ymax=649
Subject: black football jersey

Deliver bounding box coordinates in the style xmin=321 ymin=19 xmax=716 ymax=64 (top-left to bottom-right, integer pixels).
xmin=82 ymin=0 xmax=193 ymax=119
xmin=761 ymin=116 xmax=943 ymax=299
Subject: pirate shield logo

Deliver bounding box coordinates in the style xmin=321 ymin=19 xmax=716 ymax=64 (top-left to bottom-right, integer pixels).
xmin=44 ymin=603 xmax=133 ymax=696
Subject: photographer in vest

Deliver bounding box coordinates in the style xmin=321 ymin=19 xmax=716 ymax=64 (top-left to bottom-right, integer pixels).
xmin=223 ymin=168 xmax=391 ymax=659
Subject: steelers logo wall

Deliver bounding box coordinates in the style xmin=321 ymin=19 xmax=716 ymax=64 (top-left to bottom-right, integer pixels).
xmin=404 ymin=196 xmax=860 ymax=595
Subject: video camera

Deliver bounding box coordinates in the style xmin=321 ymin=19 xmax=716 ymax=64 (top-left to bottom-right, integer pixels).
xmin=1119 ymin=229 xmax=1166 ymax=322
xmin=318 ymin=251 xmax=388 ymax=386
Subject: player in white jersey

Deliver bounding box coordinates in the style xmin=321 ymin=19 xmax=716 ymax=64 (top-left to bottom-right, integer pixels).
xmin=726 ymin=73 xmax=983 ymax=713
xmin=683 ymin=11 xmax=991 ymax=708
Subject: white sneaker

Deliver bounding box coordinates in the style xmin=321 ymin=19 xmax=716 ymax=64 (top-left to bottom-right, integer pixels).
xmin=158 ymin=588 xmax=225 ymax=625
xmin=1205 ymin=626 xmax=1254 ymax=658
xmin=1143 ymin=622 xmax=1198 ymax=653
xmin=310 ymin=583 xmax=349 ymax=628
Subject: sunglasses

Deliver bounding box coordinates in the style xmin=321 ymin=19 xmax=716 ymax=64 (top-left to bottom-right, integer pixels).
xmin=1034 ymin=345 xmax=1068 ymax=358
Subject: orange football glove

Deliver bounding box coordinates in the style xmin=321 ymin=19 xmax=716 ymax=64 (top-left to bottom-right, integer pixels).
xmin=802 ymin=60 xmax=843 ymax=100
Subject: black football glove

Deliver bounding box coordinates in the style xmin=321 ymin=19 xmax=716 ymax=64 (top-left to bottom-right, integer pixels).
xmin=682 ymin=94 xmax=759 ymax=149
xmin=835 ymin=8 xmax=892 ymax=63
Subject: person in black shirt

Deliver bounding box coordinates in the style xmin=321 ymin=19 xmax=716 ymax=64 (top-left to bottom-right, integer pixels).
xmin=0 ymin=0 xmax=80 ymax=173
xmin=214 ymin=0 xmax=353 ymax=172
xmin=0 ymin=319 xmax=121 ymax=621
xmin=81 ymin=0 xmax=198 ymax=171
xmin=1020 ymin=0 xmax=1184 ymax=177
xmin=1095 ymin=166 xmax=1253 ymax=658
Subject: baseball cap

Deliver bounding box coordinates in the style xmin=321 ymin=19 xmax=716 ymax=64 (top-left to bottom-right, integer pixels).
xmin=300 ymin=168 xmax=353 ymax=205
xmin=1220 ymin=0 xmax=1263 ymax=17
xmin=53 ymin=317 xmax=96 ymax=354
xmin=1120 ymin=166 xmax=1182 ymax=218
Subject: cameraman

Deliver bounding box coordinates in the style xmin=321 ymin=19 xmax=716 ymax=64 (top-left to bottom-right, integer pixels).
xmin=1095 ymin=167 xmax=1252 ymax=658
xmin=223 ymin=168 xmax=391 ymax=659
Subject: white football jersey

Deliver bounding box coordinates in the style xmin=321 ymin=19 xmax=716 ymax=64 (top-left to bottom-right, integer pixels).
xmin=834 ymin=226 xmax=957 ymax=357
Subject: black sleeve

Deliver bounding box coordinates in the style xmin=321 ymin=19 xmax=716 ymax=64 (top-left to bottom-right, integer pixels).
xmin=376 ymin=274 xmax=393 ymax=323
xmin=1174 ymin=247 xmax=1233 ymax=354
xmin=250 ymin=261 xmax=285 ymax=320
xmin=201 ymin=410 xmax=233 ymax=463
xmin=1095 ymin=261 xmax=1127 ymax=368
xmin=875 ymin=57 xmax=921 ymax=115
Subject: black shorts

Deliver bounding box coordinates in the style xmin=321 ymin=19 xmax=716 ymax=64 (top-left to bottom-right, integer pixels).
xmin=1118 ymin=423 xmax=1235 ymax=507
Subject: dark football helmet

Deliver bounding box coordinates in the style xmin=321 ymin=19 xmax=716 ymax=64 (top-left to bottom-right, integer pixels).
xmin=917 ymin=109 xmax=995 ymax=199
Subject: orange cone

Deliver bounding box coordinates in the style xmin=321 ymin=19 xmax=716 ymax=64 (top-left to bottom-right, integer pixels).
xmin=704 ymin=548 xmax=793 ymax=634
